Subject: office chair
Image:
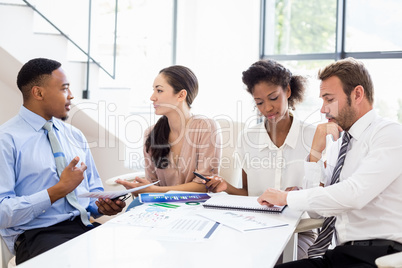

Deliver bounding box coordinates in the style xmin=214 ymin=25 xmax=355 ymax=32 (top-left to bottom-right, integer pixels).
xmin=376 ymin=251 xmax=402 ymax=268
xmin=216 ymin=119 xmax=245 ymax=188
xmin=1 ymin=236 xmax=16 ymax=268
xmin=282 ymin=216 xmax=325 ymax=262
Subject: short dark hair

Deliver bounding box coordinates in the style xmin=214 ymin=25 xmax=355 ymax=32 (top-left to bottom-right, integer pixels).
xmin=242 ymin=59 xmax=306 ymax=110
xmin=17 ymin=58 xmax=62 ymax=100
xmin=318 ymin=57 xmax=374 ymax=105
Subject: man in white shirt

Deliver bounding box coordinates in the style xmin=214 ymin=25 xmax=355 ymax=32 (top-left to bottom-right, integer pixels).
xmin=258 ymin=57 xmax=402 ymax=267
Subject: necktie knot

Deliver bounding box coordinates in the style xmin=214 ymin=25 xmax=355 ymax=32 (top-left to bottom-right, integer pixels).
xmin=342 ymin=131 xmax=351 ymax=144
xmin=43 ymin=121 xmax=53 ymax=132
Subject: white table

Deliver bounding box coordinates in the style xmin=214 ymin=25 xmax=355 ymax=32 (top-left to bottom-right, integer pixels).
xmin=18 ymin=204 xmax=302 ymax=268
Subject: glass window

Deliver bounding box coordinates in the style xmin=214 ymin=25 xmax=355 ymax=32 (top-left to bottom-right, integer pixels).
xmin=360 ymin=59 xmax=402 ymax=123
xmin=345 ymin=0 xmax=402 ymax=52
xmin=279 ymin=60 xmax=333 ymax=124
xmin=264 ymin=0 xmax=337 ymax=55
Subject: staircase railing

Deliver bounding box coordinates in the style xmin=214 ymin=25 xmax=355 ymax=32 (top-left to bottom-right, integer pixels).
xmin=22 ymin=0 xmax=118 ymax=99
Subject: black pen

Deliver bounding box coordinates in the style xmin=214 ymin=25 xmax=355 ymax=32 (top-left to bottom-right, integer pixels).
xmin=193 ymin=172 xmax=211 ymax=182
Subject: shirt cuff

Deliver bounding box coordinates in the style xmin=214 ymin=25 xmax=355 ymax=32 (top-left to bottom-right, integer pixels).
xmin=287 ymin=189 xmax=310 ymax=211
xmin=303 ymin=155 xmax=326 ymax=188
xmin=28 ymin=189 xmax=52 ymax=216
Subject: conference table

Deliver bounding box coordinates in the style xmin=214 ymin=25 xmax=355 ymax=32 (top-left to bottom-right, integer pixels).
xmin=18 ymin=196 xmax=302 ymax=268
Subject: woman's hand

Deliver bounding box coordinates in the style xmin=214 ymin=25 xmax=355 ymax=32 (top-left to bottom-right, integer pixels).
xmin=115 ymin=177 xmax=155 ymax=195
xmin=204 ymin=176 xmax=228 ymax=193
xmin=284 ymin=186 xmax=302 ymax=191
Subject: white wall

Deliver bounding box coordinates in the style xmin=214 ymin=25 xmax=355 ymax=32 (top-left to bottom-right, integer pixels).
xmin=1 ymin=0 xmax=262 ymax=183
xmin=0 ymin=4 xmax=134 ymax=191
xmin=0 ymin=47 xmax=23 ymax=125
xmin=176 ymin=0 xmax=260 ymax=125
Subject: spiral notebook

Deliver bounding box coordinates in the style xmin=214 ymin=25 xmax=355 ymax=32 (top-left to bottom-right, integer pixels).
xmin=202 ymin=194 xmax=286 ymax=213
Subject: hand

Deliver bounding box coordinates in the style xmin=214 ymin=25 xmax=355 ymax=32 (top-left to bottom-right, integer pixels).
xmin=48 ymin=156 xmax=87 ymax=203
xmin=115 ymin=177 xmax=154 ymax=196
xmin=310 ymin=122 xmax=343 ymax=162
xmin=257 ymin=188 xmax=288 ymax=207
xmin=284 ymin=186 xmax=302 ymax=191
xmin=96 ymin=198 xmax=126 ymax=216
xmin=59 ymin=156 xmax=87 ymax=194
xmin=204 ymin=176 xmax=227 ymax=193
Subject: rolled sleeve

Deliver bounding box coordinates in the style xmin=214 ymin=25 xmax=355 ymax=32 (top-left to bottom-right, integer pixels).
xmin=303 ymin=156 xmax=326 ymax=189
xmin=287 ymin=190 xmax=310 ymax=211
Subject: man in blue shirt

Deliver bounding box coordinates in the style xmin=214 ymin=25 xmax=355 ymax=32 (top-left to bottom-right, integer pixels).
xmin=0 ymin=58 xmax=126 ymax=264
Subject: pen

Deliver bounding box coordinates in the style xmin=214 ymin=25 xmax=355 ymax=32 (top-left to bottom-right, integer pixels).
xmin=193 ymin=172 xmax=211 ymax=182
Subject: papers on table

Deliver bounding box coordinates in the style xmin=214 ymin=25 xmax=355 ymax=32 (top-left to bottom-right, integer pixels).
xmin=78 ymin=181 xmax=159 ymax=199
xmin=108 ymin=202 xmax=220 ymax=241
xmin=110 ymin=201 xmax=188 ymax=227
xmin=197 ymin=209 xmax=288 ymax=232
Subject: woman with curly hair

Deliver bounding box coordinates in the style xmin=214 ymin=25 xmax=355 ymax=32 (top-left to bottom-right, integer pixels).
xmin=205 ymin=59 xmax=317 ymax=260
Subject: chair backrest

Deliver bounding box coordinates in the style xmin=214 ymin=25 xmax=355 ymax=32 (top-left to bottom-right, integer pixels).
xmin=216 ymin=119 xmax=245 ymax=188
xmin=1 ymin=235 xmax=14 ymax=268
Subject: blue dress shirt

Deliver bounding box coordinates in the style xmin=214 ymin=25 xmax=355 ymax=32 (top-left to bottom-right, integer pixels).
xmin=0 ymin=106 xmax=104 ymax=254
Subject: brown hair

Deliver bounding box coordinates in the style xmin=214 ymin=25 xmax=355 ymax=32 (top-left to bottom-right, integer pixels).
xmin=318 ymin=57 xmax=374 ymax=105
xmin=145 ymin=65 xmax=198 ymax=169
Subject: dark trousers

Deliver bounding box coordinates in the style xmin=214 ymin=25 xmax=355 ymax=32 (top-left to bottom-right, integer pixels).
xmin=15 ymin=218 xmax=100 ymax=265
xmin=275 ymin=242 xmax=401 ymax=268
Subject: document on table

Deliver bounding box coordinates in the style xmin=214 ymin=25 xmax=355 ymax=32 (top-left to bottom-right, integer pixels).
xmin=197 ymin=209 xmax=288 ymax=232
xmin=109 ymin=202 xmax=221 ymax=241
xmin=78 ymin=181 xmax=159 ymax=199
xmin=109 ymin=202 xmax=187 ymax=227
xmin=146 ymin=215 xmax=221 ymax=241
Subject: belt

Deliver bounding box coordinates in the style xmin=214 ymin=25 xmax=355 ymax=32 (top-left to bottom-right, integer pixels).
xmin=345 ymin=239 xmax=402 ymax=251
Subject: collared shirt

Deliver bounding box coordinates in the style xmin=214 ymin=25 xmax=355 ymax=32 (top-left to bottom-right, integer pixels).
xmin=288 ymin=110 xmax=402 ymax=245
xmin=236 ymin=116 xmax=316 ymax=196
xmin=143 ymin=115 xmax=222 ymax=186
xmin=0 ymin=106 xmax=103 ymax=254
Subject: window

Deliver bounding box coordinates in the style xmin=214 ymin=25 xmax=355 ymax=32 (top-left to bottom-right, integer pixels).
xmin=261 ymin=0 xmax=402 ymax=124
xmin=264 ymin=0 xmax=337 ymax=55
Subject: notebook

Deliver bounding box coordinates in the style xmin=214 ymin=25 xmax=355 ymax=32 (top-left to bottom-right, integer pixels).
xmin=139 ymin=193 xmax=211 ymax=203
xmin=202 ymin=194 xmax=286 ymax=213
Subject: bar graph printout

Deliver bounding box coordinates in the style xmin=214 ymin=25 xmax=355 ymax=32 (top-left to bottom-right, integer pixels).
xmin=108 ymin=202 xmax=220 ymax=241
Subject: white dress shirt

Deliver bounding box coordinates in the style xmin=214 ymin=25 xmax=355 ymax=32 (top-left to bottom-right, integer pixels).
xmin=288 ymin=110 xmax=402 ymax=245
xmin=236 ymin=115 xmax=316 ymax=196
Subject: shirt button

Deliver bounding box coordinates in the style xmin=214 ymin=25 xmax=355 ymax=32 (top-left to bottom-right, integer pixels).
xmin=42 ymin=210 xmax=46 ymax=213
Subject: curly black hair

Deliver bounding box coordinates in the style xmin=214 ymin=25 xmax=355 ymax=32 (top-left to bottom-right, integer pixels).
xmin=242 ymin=59 xmax=306 ymax=110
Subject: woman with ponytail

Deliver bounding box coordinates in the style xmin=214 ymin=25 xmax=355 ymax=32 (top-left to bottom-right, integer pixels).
xmin=117 ymin=65 xmax=221 ymax=193
xmin=204 ymin=59 xmax=317 ymax=260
